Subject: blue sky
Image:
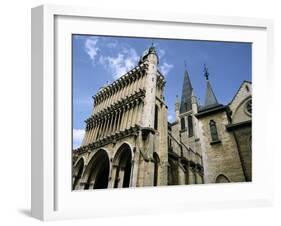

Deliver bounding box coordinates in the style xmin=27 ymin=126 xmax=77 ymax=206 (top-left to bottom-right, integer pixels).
xmin=72 ymin=35 xmax=252 ymax=148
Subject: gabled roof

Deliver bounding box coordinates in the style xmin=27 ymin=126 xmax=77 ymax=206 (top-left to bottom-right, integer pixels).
xmin=228 ymin=80 xmax=252 ymax=106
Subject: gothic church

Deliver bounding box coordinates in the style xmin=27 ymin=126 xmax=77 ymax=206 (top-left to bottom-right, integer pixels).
xmin=72 ymin=46 xmax=252 ymax=190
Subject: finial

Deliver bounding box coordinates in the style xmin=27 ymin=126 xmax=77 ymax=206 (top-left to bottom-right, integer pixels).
xmin=204 ymin=64 xmax=209 ymax=80
xmin=184 ymin=60 xmax=187 ymax=70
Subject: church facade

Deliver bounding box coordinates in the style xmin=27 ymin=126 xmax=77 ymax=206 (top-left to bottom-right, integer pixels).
xmin=72 ymin=46 xmax=252 ymax=190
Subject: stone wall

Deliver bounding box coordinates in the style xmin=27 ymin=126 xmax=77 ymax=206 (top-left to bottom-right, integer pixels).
xmin=197 ymin=110 xmax=246 ymax=183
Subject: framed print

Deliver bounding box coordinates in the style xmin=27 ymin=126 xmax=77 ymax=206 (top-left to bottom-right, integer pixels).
xmin=31 ymin=4 xmax=274 ymax=221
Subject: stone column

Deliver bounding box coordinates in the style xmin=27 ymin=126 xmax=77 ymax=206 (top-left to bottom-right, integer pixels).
xmin=121 ymin=106 xmax=129 ymax=131
xmin=90 ymin=121 xmax=97 ymax=142
xmin=102 ymin=116 xmax=110 ymax=138
xmin=108 ymin=166 xmax=117 ymax=188
xmin=188 ymin=169 xmax=196 ymax=184
xmin=117 ymin=109 xmax=123 ymax=132
xmin=108 ymin=112 xmax=115 ymax=135
xmin=131 ymin=101 xmax=139 ymax=126
xmin=141 ymin=52 xmax=158 ymax=128
xmin=136 ymin=101 xmax=144 ymax=125
xmin=118 ymin=168 xmax=125 ymax=188
xmin=94 ymin=119 xmax=102 ymax=141
xmin=126 ymin=104 xmax=134 ymax=129
xmin=100 ymin=117 xmax=107 ymax=138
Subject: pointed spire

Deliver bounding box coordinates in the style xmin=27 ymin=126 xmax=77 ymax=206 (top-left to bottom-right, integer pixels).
xmin=203 ymin=64 xmax=219 ymax=108
xmin=180 ymin=62 xmax=193 ymax=113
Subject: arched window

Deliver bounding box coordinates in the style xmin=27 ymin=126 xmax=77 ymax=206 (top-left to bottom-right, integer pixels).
xmin=209 ymin=120 xmax=219 ymax=142
xmin=180 ymin=117 xmax=185 ymax=130
xmin=215 ymin=174 xmax=230 ymax=183
xmin=188 ymin=115 xmax=193 ymax=137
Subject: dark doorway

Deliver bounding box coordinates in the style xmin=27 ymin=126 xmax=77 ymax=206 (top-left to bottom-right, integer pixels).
xmin=113 ymin=144 xmax=132 ymax=188
xmin=84 ymin=149 xmax=110 ymax=190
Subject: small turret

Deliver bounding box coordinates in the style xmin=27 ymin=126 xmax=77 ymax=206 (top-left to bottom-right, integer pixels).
xmin=201 ymin=64 xmax=221 ymax=110
xmin=139 ymin=44 xmax=159 ymax=65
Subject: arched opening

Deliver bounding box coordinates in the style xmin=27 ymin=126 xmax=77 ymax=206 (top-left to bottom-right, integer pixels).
xmin=168 ymin=158 xmax=178 ymax=185
xmin=188 ymin=115 xmax=193 ymax=137
xmin=209 ymin=120 xmax=219 ymax=142
xmin=180 ymin=117 xmax=185 ymax=130
xmin=72 ymin=158 xmax=84 ymax=190
xmin=153 ymin=152 xmax=160 ymax=186
xmin=215 ymin=174 xmax=230 ymax=183
xmin=83 ymin=149 xmax=110 ymax=190
xmin=113 ymin=143 xmax=132 ymax=188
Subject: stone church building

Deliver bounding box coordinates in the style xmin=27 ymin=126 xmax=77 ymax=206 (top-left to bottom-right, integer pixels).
xmin=72 ymin=46 xmax=252 ymax=190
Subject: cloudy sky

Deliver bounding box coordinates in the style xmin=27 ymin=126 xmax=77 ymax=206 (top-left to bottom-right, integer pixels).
xmin=72 ymin=35 xmax=251 ymax=148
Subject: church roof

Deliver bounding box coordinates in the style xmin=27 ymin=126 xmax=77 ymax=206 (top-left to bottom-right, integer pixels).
xmin=204 ymin=79 xmax=219 ymax=107
xmin=199 ymin=65 xmax=221 ymax=111
xmin=179 ymin=69 xmax=193 ymax=113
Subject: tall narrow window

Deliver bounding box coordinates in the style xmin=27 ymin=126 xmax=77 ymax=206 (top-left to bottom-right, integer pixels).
xmin=188 ymin=115 xmax=193 ymax=137
xmin=153 ymin=152 xmax=160 ymax=186
xmin=180 ymin=117 xmax=185 ymax=130
xmin=209 ymin=120 xmax=219 ymax=142
xmin=154 ymin=105 xmax=159 ymax=130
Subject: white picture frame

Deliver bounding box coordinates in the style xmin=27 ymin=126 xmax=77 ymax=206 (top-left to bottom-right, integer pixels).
xmin=31 ymin=4 xmax=274 ymax=221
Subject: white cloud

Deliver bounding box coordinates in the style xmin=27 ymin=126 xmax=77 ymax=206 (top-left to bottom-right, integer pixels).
xmin=158 ymin=49 xmax=165 ymax=59
xmin=168 ymin=114 xmax=175 ymax=122
xmin=73 ymin=129 xmax=85 ymax=149
xmin=85 ymin=38 xmax=99 ymax=61
xmin=160 ymin=62 xmax=174 ymax=76
xmin=99 ymin=48 xmax=139 ymax=79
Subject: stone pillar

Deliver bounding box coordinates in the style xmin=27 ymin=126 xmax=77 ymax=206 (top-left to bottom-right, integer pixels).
xmin=94 ymin=119 xmax=102 ymax=140
xmin=108 ymin=165 xmax=117 ymax=188
xmin=104 ymin=114 xmax=111 ymax=137
xmin=188 ymin=169 xmax=196 ymax=184
xmin=118 ymin=168 xmax=125 ymax=188
xmin=141 ymin=51 xmax=158 ymax=128
xmin=100 ymin=116 xmax=108 ymax=138
xmin=121 ymin=106 xmax=129 ymax=131
xmin=126 ymin=104 xmax=134 ymax=129
xmin=136 ymin=101 xmax=144 ymax=125
xmin=113 ymin=110 xmax=119 ymax=133
xmin=131 ymin=101 xmax=139 ymax=126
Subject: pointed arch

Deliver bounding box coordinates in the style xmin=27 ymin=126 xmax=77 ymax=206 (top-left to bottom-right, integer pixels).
xmin=113 ymin=143 xmax=133 ymax=188
xmin=180 ymin=117 xmax=185 ymax=130
xmin=82 ymin=149 xmax=110 ymax=189
xmin=215 ymin=174 xmax=230 ymax=183
xmin=209 ymin=120 xmax=219 ymax=142
xmin=72 ymin=157 xmax=85 ymax=190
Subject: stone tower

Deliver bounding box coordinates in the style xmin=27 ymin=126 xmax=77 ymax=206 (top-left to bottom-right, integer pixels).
xmin=195 ymin=65 xmax=246 ymax=183
xmin=72 ymin=46 xmax=168 ymax=190
xmin=168 ymin=65 xmax=204 ymax=185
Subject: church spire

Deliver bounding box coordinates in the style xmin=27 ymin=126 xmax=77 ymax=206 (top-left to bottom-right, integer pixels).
xmin=179 ymin=62 xmax=193 ymax=113
xmin=203 ymin=64 xmax=219 ymax=107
